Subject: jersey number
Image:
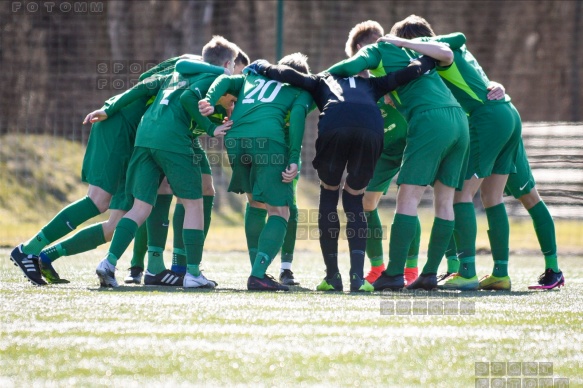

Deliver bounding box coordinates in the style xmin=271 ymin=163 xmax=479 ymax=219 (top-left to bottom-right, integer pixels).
xmin=242 ymin=79 xmax=283 ymax=104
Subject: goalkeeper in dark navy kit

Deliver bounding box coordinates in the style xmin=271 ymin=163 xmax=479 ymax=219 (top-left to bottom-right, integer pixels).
xmin=245 ymin=56 xmax=435 ymax=292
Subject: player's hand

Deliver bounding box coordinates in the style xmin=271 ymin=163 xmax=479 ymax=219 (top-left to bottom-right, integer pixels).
xmin=243 ymin=59 xmax=270 ymax=76
xmin=487 ymin=82 xmax=506 ymax=100
xmin=282 ymin=163 xmax=298 ymax=183
xmin=198 ymin=99 xmax=215 ymax=116
xmin=377 ymin=34 xmax=408 ymax=47
xmin=83 ymin=109 xmax=108 ymax=124
xmin=383 ymin=94 xmax=395 ymax=108
xmin=214 ymin=120 xmax=233 ymax=137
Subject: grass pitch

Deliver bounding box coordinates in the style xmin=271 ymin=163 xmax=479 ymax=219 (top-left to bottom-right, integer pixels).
xmin=0 ymin=249 xmax=581 ymax=387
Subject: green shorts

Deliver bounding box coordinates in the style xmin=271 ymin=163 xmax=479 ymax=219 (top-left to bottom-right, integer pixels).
xmin=504 ymin=138 xmax=535 ymax=198
xmin=397 ymin=106 xmax=469 ymax=190
xmin=366 ymin=129 xmax=406 ymax=193
xmin=81 ymin=114 xmax=136 ymax=195
xmin=126 ymin=146 xmax=202 ymax=206
xmin=466 ymin=102 xmax=522 ymax=179
xmin=226 ymin=138 xmax=293 ymax=207
xmin=193 ymin=137 xmax=212 ymax=176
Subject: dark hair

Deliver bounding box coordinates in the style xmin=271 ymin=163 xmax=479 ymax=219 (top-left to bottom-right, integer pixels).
xmin=345 ymin=20 xmax=384 ymax=57
xmin=279 ymin=52 xmax=310 ymax=74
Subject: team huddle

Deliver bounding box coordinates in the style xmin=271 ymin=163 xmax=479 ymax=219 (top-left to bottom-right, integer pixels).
xmin=9 ymin=16 xmax=565 ymax=292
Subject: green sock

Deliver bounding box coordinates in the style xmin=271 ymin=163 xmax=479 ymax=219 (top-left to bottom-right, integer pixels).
xmin=147 ymin=247 xmax=166 ymax=275
xmin=422 ymin=217 xmax=454 ymax=275
xmin=23 ymin=196 xmax=101 ymax=255
xmin=281 ymin=204 xmax=298 ymax=263
xmin=527 ymin=201 xmax=559 ymax=272
xmin=406 ymin=217 xmax=421 ymax=268
xmin=245 ymin=204 xmax=267 ymax=267
xmin=453 ymin=202 xmax=477 ymax=278
xmin=42 ymin=223 xmax=106 ymax=262
xmin=251 ymin=215 xmax=288 ymax=278
xmin=172 ymin=204 xmax=186 ymax=268
xmin=144 ymin=194 xmax=172 ymax=274
xmin=131 ymin=223 xmax=148 ymax=269
xmin=386 ymin=213 xmax=418 ymax=276
xmin=203 ymin=195 xmax=214 ymax=238
xmin=365 ymin=208 xmax=384 ymax=267
xmin=184 ymin=229 xmax=205 ymax=276
xmin=108 ymin=218 xmax=139 ymax=266
xmin=444 ymin=236 xmax=460 ymax=273
xmin=486 ymin=203 xmax=510 ymax=277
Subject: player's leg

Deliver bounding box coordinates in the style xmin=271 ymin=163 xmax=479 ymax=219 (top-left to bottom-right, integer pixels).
xmin=247 ymin=140 xmax=293 ymax=291
xmin=279 ymin=177 xmax=299 ymax=286
xmin=143 ymin=178 xmax=175 ymax=285
xmin=245 ymin=197 xmax=267 ymax=267
xmin=506 ymin=138 xmax=563 ymax=289
xmin=363 ymin=191 xmax=385 ymax=282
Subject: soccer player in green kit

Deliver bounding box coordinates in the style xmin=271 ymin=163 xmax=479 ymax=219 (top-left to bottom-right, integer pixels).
xmin=8 ymin=55 xmax=190 ymax=286
xmin=391 ymin=15 xmax=563 ymax=291
xmin=344 ymin=20 xmax=422 ymax=286
xmin=122 ymin=49 xmax=250 ymax=284
xmin=198 ymin=53 xmax=313 ymax=291
xmin=85 ymin=36 xmax=237 ymax=288
xmin=329 ymin=26 xmax=470 ymax=291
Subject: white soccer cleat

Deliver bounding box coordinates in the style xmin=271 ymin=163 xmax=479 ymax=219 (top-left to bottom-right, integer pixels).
xmin=96 ymin=257 xmax=119 ymax=288
xmin=184 ymin=272 xmax=216 ymax=289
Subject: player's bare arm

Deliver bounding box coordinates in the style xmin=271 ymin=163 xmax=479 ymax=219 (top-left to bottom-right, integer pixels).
xmin=377 ymin=35 xmax=453 ymax=66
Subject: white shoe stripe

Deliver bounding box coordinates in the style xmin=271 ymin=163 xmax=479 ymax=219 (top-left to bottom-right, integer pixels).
xmin=170 ymin=276 xmax=178 ymax=285
xmin=161 ymin=274 xmax=171 ymax=283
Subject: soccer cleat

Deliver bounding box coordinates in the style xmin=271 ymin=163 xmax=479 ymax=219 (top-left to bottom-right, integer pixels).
xmin=316 ymin=272 xmax=343 ymax=291
xmin=279 ymin=269 xmax=299 ymax=286
xmin=404 ymin=267 xmax=419 ymax=285
xmin=38 ymin=253 xmax=70 ymax=284
xmin=440 ymin=274 xmax=479 ymax=291
xmin=124 ymin=266 xmax=144 ymax=284
xmin=144 ymin=270 xmax=184 ymax=286
xmin=372 ymin=272 xmax=405 ymax=291
xmin=96 ymin=258 xmax=118 ymax=288
xmin=436 ymin=272 xmax=454 ymax=283
xmin=479 ymin=275 xmax=511 ymax=291
xmin=10 ymin=245 xmax=47 ymax=286
xmin=350 ymin=273 xmax=374 ymax=292
xmin=184 ymin=272 xmax=216 ymax=289
xmin=248 ymin=274 xmax=289 ymax=291
xmin=406 ymin=273 xmax=437 ymax=290
xmin=528 ymin=269 xmax=565 ymax=290
xmin=364 ymin=264 xmax=386 ymax=284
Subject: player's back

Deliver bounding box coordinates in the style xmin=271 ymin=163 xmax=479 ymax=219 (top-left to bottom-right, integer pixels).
xmin=367 ymin=42 xmax=461 ymax=121
xmin=227 ymin=73 xmax=308 ymax=144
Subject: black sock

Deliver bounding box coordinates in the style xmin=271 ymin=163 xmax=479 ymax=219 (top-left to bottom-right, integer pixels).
xmin=318 ymin=186 xmax=340 ymax=278
xmin=342 ymin=190 xmax=366 ymax=279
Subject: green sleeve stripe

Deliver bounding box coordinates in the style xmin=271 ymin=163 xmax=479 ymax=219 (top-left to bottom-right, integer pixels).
xmin=437 ymin=62 xmax=483 ymax=103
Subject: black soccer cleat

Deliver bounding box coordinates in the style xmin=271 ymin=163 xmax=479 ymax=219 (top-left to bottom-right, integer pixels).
xmin=279 ymin=269 xmax=300 ymax=286
xmin=124 ymin=266 xmax=144 ymax=284
xmin=10 ymin=245 xmax=47 ymax=286
xmin=248 ymin=274 xmax=290 ymax=291
xmin=144 ymin=269 xmax=184 ymax=286
xmin=316 ymin=272 xmax=343 ymax=291
xmin=528 ymin=268 xmax=565 ymax=290
xmin=406 ymin=273 xmax=438 ymax=290
xmin=349 ymin=273 xmax=374 ymax=292
xmin=372 ymin=272 xmax=405 ymax=291
xmin=436 ymin=272 xmax=454 ymax=283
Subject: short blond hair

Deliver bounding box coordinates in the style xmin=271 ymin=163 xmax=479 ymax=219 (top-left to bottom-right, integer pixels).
xmin=202 ymin=35 xmax=238 ymax=67
xmin=345 ymin=20 xmax=384 ymax=57
xmin=279 ymin=52 xmax=310 ymax=74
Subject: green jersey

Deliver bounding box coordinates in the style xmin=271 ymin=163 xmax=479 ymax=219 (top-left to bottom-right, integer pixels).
xmin=327 ymin=42 xmax=460 ymax=121
xmin=204 ymin=73 xmax=313 ymax=165
xmin=378 ymin=98 xmax=408 ymax=145
xmin=424 ymin=33 xmax=511 ymax=113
